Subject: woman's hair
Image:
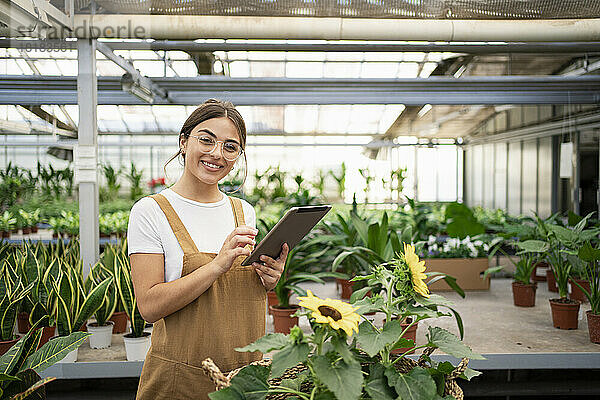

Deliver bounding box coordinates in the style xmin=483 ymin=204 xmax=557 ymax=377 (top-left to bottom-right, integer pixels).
xmin=164 ymin=98 xmax=248 ymax=191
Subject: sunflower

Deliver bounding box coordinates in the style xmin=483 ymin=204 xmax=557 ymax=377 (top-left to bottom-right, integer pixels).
xmin=297 ymin=290 xmax=361 ymax=336
xmin=403 ymin=243 xmax=430 ymax=298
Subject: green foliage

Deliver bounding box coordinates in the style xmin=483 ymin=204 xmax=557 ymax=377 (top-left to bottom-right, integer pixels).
xmin=574 ymin=242 xmax=600 ymax=314
xmin=0 ymin=323 xmax=89 ymax=400
xmin=0 ymin=211 xmax=17 ymax=232
xmin=112 ymin=241 xmax=146 ymax=337
xmin=444 ymin=202 xmax=485 ymax=239
xmin=85 ymin=261 xmax=118 ymax=326
xmin=328 ymin=163 xmax=346 ymax=200
xmin=125 ymin=162 xmax=145 ymax=201
xmin=0 ymin=261 xmax=34 ymax=341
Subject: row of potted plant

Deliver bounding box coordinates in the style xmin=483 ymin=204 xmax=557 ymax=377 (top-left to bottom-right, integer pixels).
xmin=1 ymin=239 xmax=149 ymax=362
xmin=485 ymin=212 xmax=600 ymax=343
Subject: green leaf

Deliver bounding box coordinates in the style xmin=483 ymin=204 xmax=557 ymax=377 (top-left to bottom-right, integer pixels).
xmin=330 ymin=335 xmax=356 ymax=365
xmin=461 ymin=367 xmax=482 ymax=381
xmin=426 ymin=327 xmax=484 ymax=360
xmin=271 ymin=343 xmax=310 ymax=378
xmin=0 ymin=336 xmax=27 ymax=376
xmin=578 ymin=242 xmax=600 ymax=262
xmin=73 ymin=277 xmax=113 ymax=331
xmin=312 ymin=355 xmax=363 ymax=400
xmin=514 ymin=240 xmax=549 ymax=253
xmin=365 ymin=377 xmax=396 ymax=400
xmin=385 ymin=367 xmax=437 ymax=400
xmin=349 ymin=286 xmax=371 ymax=303
xmin=0 ymin=373 xmax=20 ymax=382
xmin=21 ymin=332 xmax=91 ymax=374
xmin=235 ymin=334 xmax=289 ymax=354
xmin=2 ymin=368 xmax=49 ymax=400
xmin=357 ymin=320 xmax=403 ymax=357
xmin=208 ymin=365 xmax=269 ymax=400
xmin=279 ymin=370 xmax=309 ymax=393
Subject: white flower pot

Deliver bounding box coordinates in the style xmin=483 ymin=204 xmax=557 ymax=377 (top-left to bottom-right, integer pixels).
xmin=57 ymin=348 xmax=78 ymax=363
xmin=87 ymin=322 xmax=114 ymax=349
xmin=123 ymin=332 xmax=151 ymax=361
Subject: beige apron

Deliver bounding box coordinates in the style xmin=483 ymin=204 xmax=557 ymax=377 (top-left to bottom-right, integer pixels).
xmin=136 ymin=194 xmax=266 ymax=400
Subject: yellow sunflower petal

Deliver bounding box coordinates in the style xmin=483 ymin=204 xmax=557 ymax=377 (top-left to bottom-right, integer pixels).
xmin=297 ymin=291 xmax=361 ymax=335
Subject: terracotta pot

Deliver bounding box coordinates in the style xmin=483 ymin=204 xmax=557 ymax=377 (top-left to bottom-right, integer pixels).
xmin=267 ymin=291 xmax=279 ymax=315
xmin=52 ymin=233 xmax=59 ymax=239
xmin=0 ymin=336 xmax=20 ymax=356
xmin=109 ymin=311 xmax=129 ymax=334
xmin=531 ymin=262 xmax=548 ymax=282
xmin=390 ymin=319 xmax=418 ymax=355
xmin=79 ymin=323 xmax=88 ymax=332
xmin=549 ymin=299 xmax=580 ymax=330
xmin=22 ymin=227 xmax=31 ymax=235
xmin=31 ymin=226 xmax=38 ymax=233
xmin=586 ymin=311 xmax=600 ymax=344
xmin=335 ymin=278 xmax=354 ymax=300
xmin=569 ymin=278 xmax=590 ymax=303
xmin=269 ymin=305 xmax=300 ymax=334
xmin=100 ymin=233 xmax=110 ymax=238
xmin=1 ymin=231 xmax=9 ymax=238
xmin=546 ymin=269 xmax=558 ymax=292
xmin=37 ymin=326 xmax=56 ymax=349
xmin=17 ymin=312 xmax=31 ymax=334
xmin=512 ymin=281 xmax=537 ymax=307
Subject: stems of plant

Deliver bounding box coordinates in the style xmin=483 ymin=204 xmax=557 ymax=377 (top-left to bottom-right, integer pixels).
xmin=390 ymin=345 xmax=429 ymax=365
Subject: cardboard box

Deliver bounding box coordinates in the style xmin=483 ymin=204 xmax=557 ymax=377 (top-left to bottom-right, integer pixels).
xmin=425 ymin=258 xmax=490 ymax=291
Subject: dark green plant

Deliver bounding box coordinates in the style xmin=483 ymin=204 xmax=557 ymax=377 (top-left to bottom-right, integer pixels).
xmin=0 ymin=260 xmax=34 ymax=341
xmin=444 ymin=202 xmax=485 ymax=239
xmin=0 ymin=319 xmax=90 ymax=399
xmin=574 ymin=242 xmax=600 ymax=315
xmin=125 ymin=162 xmax=144 ymax=201
xmin=273 ymin=235 xmax=345 ymax=308
xmin=0 ymin=211 xmax=17 ymax=232
xmin=113 ymin=243 xmax=146 ymax=337
xmin=85 ymin=261 xmax=118 ymax=326
xmin=51 ymin=258 xmax=113 ymax=336
xmin=101 ymin=163 xmax=122 ymax=201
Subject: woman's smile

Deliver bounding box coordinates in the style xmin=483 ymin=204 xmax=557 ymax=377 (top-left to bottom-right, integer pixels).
xmin=199 ymin=159 xmax=224 ymax=172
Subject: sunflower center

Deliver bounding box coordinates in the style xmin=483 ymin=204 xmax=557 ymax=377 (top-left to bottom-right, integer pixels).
xmin=318 ymin=305 xmax=342 ymax=321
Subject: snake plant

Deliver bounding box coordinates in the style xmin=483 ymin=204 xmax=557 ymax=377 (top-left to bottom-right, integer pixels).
xmin=0 ymin=260 xmax=34 ymax=341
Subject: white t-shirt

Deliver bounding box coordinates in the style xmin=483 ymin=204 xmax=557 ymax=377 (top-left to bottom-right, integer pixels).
xmin=127 ymin=188 xmax=256 ymax=282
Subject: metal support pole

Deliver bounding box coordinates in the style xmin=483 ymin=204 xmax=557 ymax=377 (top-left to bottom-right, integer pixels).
xmin=572 ymin=131 xmax=581 ymax=214
xmin=76 ymin=38 xmax=99 ymax=278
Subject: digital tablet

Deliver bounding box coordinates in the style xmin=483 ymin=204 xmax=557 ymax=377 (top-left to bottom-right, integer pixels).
xmin=241 ymin=205 xmax=332 ymax=266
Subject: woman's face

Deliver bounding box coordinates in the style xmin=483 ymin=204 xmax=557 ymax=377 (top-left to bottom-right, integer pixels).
xmin=181 ymin=117 xmax=242 ymax=186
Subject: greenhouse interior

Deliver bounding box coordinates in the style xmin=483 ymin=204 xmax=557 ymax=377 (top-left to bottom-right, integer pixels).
xmin=1 ymin=0 xmax=600 ymax=399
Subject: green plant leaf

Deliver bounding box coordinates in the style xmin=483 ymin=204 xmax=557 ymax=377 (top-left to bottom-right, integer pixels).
xmin=72 ymin=277 xmax=113 ymax=331
xmin=6 ymin=370 xmax=54 ymax=400
xmin=461 ymin=367 xmax=482 ymax=381
xmin=385 ymin=366 xmax=437 ymax=400
xmin=357 ymin=320 xmax=403 ymax=357
xmin=235 ymin=333 xmax=289 ymax=354
xmin=515 ymin=240 xmax=549 ymax=253
xmin=208 ymin=365 xmax=269 ymax=400
xmin=312 ymin=355 xmax=363 ymax=400
xmin=426 ymin=327 xmax=484 ymax=360
xmin=271 ymin=342 xmax=310 ymax=379
xmin=330 ymin=335 xmax=356 ymax=365
xmin=0 ymin=335 xmax=27 ymax=376
xmin=578 ymin=242 xmax=600 ymax=262
xmin=21 ymin=332 xmax=90 ymax=374
xmin=0 ymin=373 xmax=20 ymax=382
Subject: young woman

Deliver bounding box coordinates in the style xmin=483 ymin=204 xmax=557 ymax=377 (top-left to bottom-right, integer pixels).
xmin=128 ymin=99 xmax=288 ymax=399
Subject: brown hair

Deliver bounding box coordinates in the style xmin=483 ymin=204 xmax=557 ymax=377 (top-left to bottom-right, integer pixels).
xmin=164 ymin=98 xmax=248 ymax=192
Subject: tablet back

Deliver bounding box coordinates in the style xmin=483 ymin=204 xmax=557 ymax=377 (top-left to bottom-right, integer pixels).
xmin=241 ymin=205 xmax=331 ymax=266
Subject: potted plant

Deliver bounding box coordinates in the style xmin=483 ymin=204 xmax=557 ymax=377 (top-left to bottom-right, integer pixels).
xmin=522 ymin=213 xmax=599 ymax=329
xmin=574 ymin=242 xmax=600 ymax=343
xmin=271 ymin=235 xmax=345 ymax=334
xmin=114 ymin=249 xmax=150 ymax=360
xmin=207 ymin=244 xmax=481 ymax=399
xmin=0 ymin=322 xmax=90 ymax=398
xmin=50 ymin=258 xmax=113 ymax=362
xmin=102 ymin=243 xmax=130 ymax=333
xmin=126 ymin=162 xmax=145 ymax=201
xmin=0 ymin=260 xmax=34 ymax=355
xmin=0 ymin=210 xmax=16 ymax=238
xmin=85 ymin=261 xmax=118 ymax=349
xmin=485 ymin=242 xmax=539 ymax=307
xmin=568 ymin=254 xmax=591 ymax=303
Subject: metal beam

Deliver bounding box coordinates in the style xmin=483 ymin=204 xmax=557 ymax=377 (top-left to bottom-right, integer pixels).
xmin=76 ymin=39 xmax=99 ymax=279
xmin=1 ymin=75 xmax=599 ymax=105
xmin=466 ymin=111 xmax=600 ymax=145
xmin=3 ymin=39 xmax=600 ymax=54
xmin=95 ymin=41 xmax=170 ymax=103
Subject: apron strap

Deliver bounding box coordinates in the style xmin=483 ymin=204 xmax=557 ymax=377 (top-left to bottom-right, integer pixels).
xmin=150 ymin=193 xmax=199 ymax=255
xmin=228 ymin=197 xmax=245 ymax=228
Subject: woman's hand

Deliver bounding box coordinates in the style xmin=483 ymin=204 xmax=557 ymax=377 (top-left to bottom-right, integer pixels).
xmin=213 ymin=226 xmax=258 ymax=274
xmin=252 ymin=243 xmax=289 ymax=292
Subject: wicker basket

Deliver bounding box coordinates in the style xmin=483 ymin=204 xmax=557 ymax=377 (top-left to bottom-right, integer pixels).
xmin=202 ymin=347 xmax=467 ymax=400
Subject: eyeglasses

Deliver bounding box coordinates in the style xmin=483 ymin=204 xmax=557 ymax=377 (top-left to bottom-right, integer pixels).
xmin=189 ymin=134 xmax=243 ymax=162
